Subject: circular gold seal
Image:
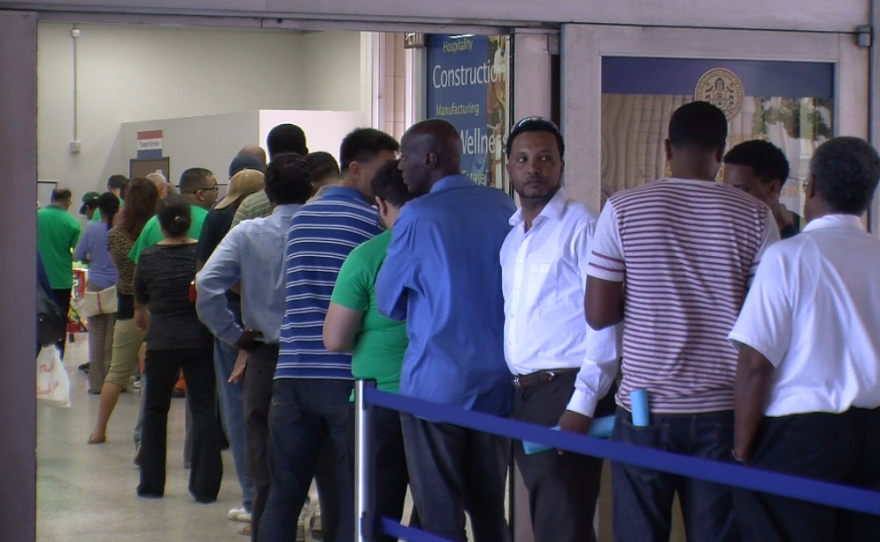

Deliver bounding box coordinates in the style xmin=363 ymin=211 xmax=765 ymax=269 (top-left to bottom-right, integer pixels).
xmin=694 ymin=68 xmax=744 ymax=121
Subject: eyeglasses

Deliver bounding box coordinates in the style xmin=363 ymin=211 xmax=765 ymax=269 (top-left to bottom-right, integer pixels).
xmin=512 ymin=116 xmax=559 ymax=132
xmin=184 ymin=185 xmax=219 ymax=194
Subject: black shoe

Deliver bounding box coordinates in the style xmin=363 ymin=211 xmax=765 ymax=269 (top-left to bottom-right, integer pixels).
xmin=78 ymin=363 xmax=90 ymax=374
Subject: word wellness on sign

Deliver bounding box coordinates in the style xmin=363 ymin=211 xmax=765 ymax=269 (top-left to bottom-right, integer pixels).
xmin=433 ymin=62 xmax=502 ymax=89
xmin=460 ymin=127 xmax=502 ymax=156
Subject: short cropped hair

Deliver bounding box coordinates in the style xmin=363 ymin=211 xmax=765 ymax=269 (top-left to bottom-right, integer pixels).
xmin=51 ymin=188 xmax=72 ymax=202
xmin=107 ymin=175 xmax=129 ymax=192
xmin=668 ymin=101 xmax=728 ymax=150
xmin=810 ymin=137 xmax=880 ymax=215
xmin=267 ymin=124 xmax=308 ymax=157
xmin=506 ymin=117 xmax=565 ymax=159
xmin=339 ymin=128 xmax=400 ymax=173
xmin=264 ymin=153 xmax=312 ymax=206
xmin=724 ymin=140 xmax=791 ymax=187
xmin=305 ymin=152 xmax=341 ymax=181
xmin=371 ymin=159 xmax=415 ymax=208
xmin=178 ymin=168 xmax=214 ymax=194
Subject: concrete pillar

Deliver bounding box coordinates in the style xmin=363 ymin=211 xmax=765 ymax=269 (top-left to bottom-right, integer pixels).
xmin=560 ymin=24 xmax=602 ymax=212
xmin=0 ymin=9 xmax=38 ymax=542
xmin=513 ymin=31 xmax=554 ymax=121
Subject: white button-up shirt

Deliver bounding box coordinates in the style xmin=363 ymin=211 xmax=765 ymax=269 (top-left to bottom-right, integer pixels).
xmin=501 ymin=188 xmax=619 ymax=417
xmin=729 ymin=214 xmax=880 ymax=416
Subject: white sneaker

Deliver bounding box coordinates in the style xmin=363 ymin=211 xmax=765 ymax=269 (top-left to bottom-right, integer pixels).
xmin=228 ymin=508 xmax=252 ymax=523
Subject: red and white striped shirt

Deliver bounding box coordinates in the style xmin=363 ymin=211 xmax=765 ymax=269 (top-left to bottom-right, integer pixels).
xmin=588 ymin=178 xmax=778 ymax=414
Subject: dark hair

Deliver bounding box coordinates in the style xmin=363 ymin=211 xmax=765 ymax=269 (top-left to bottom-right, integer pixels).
xmin=305 ymin=152 xmax=341 ymax=182
xmin=118 ymin=178 xmax=159 ymax=238
xmin=668 ymin=101 xmax=728 ymax=150
xmin=264 ymin=153 xmax=313 ymax=206
xmin=96 ymin=192 xmax=121 ymax=230
xmin=724 ymin=140 xmax=791 ymax=187
xmin=51 ymin=188 xmax=72 ymax=202
xmin=506 ymin=117 xmax=565 ymax=159
xmin=156 ymin=195 xmax=191 ymax=238
xmin=339 ymin=128 xmax=400 ymax=173
xmin=178 ymin=168 xmax=214 ymax=194
xmin=371 ymin=159 xmax=415 ymax=208
xmin=107 ymin=175 xmax=129 ymax=193
xmin=810 ymin=137 xmax=880 ymax=215
xmin=267 ymin=124 xmax=308 ymax=157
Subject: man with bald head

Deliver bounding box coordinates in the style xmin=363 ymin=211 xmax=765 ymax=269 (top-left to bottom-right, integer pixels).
xmin=375 ymin=119 xmax=516 ymax=542
xmin=238 ymin=144 xmax=268 ymax=165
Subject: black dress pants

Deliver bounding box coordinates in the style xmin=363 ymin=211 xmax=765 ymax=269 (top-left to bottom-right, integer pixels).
xmin=733 ymin=406 xmax=880 ymax=542
xmin=243 ymin=343 xmax=278 ymax=542
xmin=511 ymin=372 xmax=615 ymax=542
xmin=138 ymin=346 xmax=223 ymax=503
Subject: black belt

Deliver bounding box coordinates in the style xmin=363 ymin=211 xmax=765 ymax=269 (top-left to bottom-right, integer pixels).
xmin=511 ymin=368 xmax=579 ymax=390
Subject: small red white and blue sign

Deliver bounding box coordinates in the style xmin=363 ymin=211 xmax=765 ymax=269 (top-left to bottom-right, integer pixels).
xmin=137 ymin=130 xmax=163 ymax=159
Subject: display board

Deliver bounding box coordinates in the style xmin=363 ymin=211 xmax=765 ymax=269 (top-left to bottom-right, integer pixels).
xmin=426 ymin=34 xmax=510 ymax=191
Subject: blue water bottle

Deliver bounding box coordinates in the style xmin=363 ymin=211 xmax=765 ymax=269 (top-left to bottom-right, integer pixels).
xmin=630 ymin=389 xmax=650 ymax=427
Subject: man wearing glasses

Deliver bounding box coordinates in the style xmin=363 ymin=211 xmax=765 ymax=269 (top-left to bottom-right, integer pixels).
xmin=129 ymin=168 xmax=218 ymax=264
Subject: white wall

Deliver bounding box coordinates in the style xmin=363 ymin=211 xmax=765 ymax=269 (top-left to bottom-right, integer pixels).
xmin=37 ymin=22 xmax=364 ymax=202
xmin=298 ymin=31 xmax=364 ymax=112
xmin=120 ymin=111 xmax=258 ymax=185
xmin=258 ymin=110 xmax=367 ymax=162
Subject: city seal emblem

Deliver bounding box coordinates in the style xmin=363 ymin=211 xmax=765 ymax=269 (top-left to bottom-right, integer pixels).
xmin=694 ymin=68 xmax=744 ymax=121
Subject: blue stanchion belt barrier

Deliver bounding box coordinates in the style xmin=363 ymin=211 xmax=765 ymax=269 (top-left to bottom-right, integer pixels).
xmin=364 ymin=387 xmax=880 ymax=520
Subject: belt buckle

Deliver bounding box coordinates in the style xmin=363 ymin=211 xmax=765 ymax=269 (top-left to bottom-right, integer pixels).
xmin=512 ymin=376 xmax=523 ymax=389
xmin=545 ymin=370 xmax=557 ymax=380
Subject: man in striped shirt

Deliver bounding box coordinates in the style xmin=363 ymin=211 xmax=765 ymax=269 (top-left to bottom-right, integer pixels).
xmin=259 ymin=128 xmax=397 ymax=542
xmin=583 ymin=101 xmax=778 ymax=542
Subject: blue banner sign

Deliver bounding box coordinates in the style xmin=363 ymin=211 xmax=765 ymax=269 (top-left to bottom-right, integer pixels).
xmin=426 ymin=34 xmax=509 ymax=189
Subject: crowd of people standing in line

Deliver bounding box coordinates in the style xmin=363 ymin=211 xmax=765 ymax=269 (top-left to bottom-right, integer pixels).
xmin=36 ymin=102 xmax=880 ymax=542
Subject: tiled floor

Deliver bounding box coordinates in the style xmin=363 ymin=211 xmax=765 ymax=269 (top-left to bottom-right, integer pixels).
xmin=36 ymin=336 xmax=685 ymax=542
xmin=37 ymin=336 xmax=249 ymax=542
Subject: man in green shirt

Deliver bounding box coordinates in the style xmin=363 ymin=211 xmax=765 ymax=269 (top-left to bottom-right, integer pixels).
xmin=128 ymin=168 xmax=217 ymax=264
xmin=90 ymin=175 xmax=128 ymax=223
xmin=37 ymin=187 xmax=82 ymax=357
xmin=323 ymin=159 xmax=418 ymax=541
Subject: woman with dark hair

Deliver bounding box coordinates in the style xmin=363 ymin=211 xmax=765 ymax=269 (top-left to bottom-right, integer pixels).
xmin=134 ymin=195 xmax=222 ymax=502
xmin=74 ymin=192 xmax=120 ymax=394
xmin=89 ymin=178 xmax=158 ymax=444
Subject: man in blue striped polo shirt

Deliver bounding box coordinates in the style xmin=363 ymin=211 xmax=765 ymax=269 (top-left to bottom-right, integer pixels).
xmin=259 ymin=128 xmax=398 ymax=542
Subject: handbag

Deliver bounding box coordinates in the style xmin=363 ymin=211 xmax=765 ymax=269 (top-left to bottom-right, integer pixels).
xmin=75 ymin=285 xmax=118 ymax=317
xmin=37 ymin=285 xmax=67 ymax=347
xmin=36 ymin=346 xmax=71 ymax=408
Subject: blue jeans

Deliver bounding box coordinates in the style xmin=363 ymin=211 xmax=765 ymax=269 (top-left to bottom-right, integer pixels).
xmin=259 ymin=378 xmax=354 ymax=542
xmin=611 ymin=407 xmax=739 ymax=542
xmin=215 ymin=337 xmax=254 ymax=512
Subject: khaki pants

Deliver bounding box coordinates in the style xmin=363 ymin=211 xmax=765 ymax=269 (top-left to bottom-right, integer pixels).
xmin=104 ymin=318 xmax=146 ymax=388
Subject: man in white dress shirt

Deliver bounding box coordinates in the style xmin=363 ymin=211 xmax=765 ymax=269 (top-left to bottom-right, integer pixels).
xmin=500 ymin=117 xmax=618 ymax=542
xmin=729 ymin=136 xmax=880 ymax=542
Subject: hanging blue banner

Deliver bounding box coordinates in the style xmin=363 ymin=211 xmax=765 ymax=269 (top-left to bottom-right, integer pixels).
xmin=426 ymin=34 xmax=508 ymax=189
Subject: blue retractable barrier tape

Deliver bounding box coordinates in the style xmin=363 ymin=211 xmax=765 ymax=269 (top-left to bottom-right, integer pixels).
xmin=381 ymin=518 xmax=458 ymax=542
xmin=365 ymin=387 xmax=880 ymax=517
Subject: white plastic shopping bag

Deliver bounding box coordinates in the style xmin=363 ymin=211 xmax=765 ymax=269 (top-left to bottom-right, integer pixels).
xmin=36 ymin=346 xmax=71 ymax=408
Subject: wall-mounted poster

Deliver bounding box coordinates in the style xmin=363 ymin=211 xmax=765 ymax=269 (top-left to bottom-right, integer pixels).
xmin=426 ymin=34 xmax=510 ymax=191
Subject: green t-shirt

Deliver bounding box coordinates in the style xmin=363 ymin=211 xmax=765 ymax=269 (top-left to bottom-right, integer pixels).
xmin=37 ymin=205 xmax=82 ymax=289
xmin=128 ymin=205 xmax=208 ymax=264
xmin=330 ymin=230 xmax=407 ymax=395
